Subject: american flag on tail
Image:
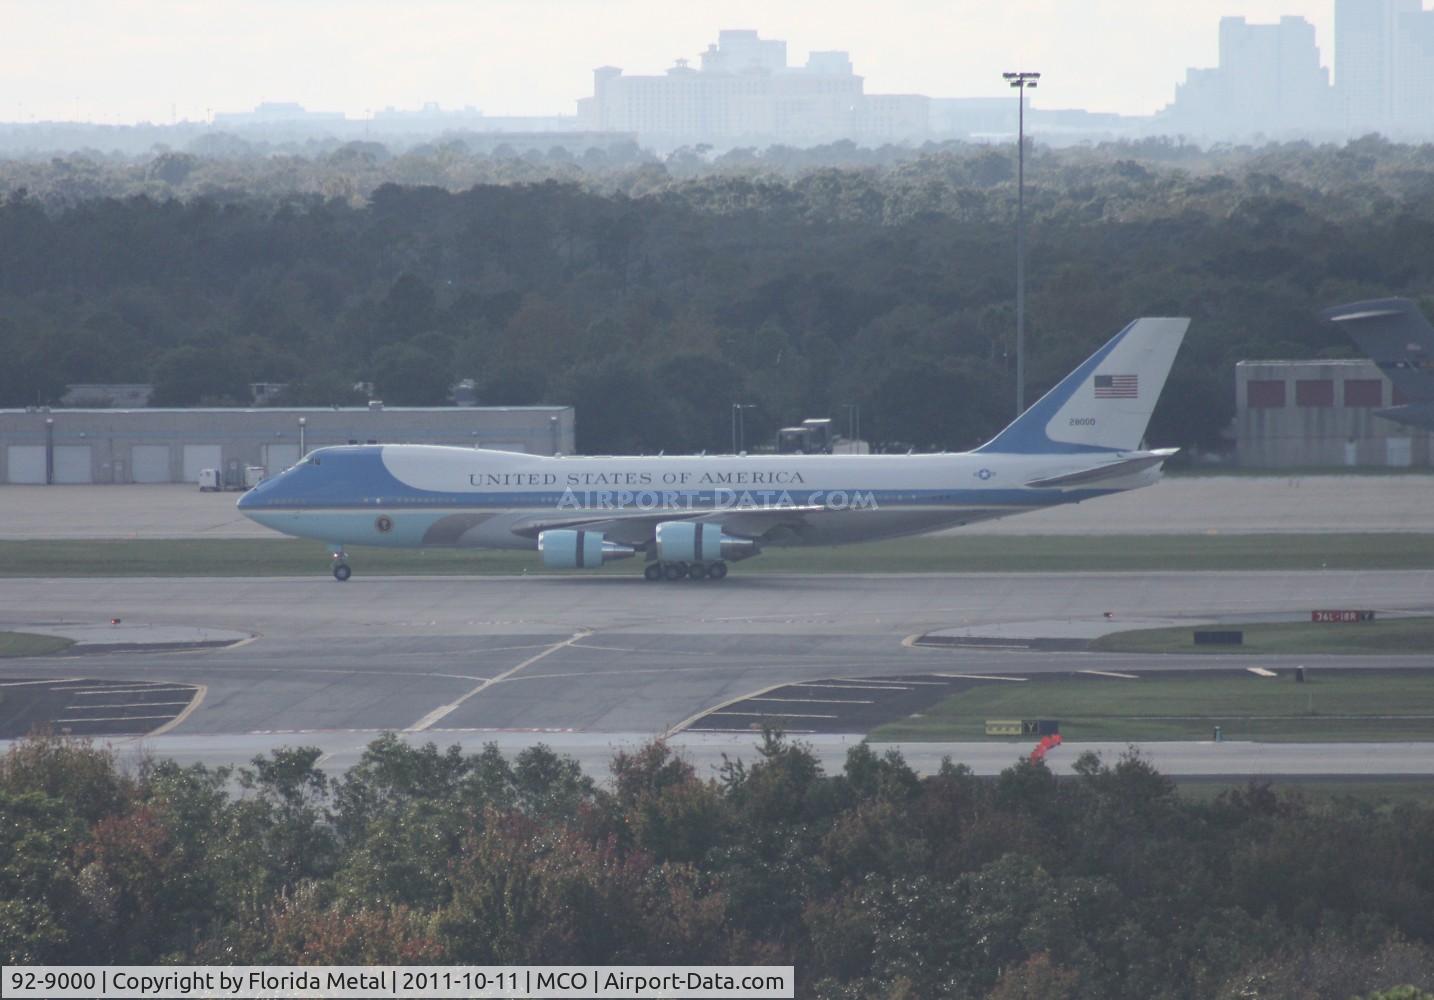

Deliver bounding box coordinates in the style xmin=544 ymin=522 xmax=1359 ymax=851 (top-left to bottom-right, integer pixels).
xmin=1094 ymin=374 xmax=1138 ymax=398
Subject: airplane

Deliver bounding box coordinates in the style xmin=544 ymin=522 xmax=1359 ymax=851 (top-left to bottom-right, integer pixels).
xmin=237 ymin=316 xmax=1189 ymax=581
xmin=1322 ymin=297 xmax=1434 ymax=430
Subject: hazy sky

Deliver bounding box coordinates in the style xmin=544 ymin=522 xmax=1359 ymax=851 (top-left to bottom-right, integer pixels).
xmin=5 ymin=1 xmax=1340 ymax=125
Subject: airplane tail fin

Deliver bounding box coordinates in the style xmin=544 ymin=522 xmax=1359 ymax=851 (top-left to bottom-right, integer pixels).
xmin=975 ymin=317 xmax=1189 ymax=455
xmin=1322 ymin=297 xmax=1434 ymax=403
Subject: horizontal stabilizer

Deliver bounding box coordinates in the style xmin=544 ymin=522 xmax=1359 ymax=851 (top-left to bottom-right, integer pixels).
xmin=1024 ymin=449 xmax=1178 ymax=488
xmin=1376 ymin=402 xmax=1434 ymax=430
xmin=1323 ymin=297 xmax=1434 ymax=405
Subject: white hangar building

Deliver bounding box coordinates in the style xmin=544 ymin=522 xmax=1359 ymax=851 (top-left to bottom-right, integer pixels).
xmin=1235 ymin=359 xmax=1432 ymax=468
xmin=0 ymin=405 xmax=575 ymax=485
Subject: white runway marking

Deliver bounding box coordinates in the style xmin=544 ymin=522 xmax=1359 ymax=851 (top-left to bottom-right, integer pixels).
xmin=405 ymin=629 xmax=590 ymax=732
xmin=712 ymin=711 xmax=840 ymax=720
xmin=149 ymin=685 xmax=207 ymax=736
xmin=930 ymin=673 xmax=1028 ymax=682
xmin=64 ymin=701 xmax=192 ymax=711
xmin=1079 ymin=669 xmax=1141 ymax=679
xmin=72 ymin=686 xmax=196 ymax=695
xmin=838 ymin=677 xmax=951 ymax=686
xmin=749 ymin=697 xmax=875 ymax=705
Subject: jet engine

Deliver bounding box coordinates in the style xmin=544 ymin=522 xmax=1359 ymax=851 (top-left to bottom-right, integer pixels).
xmin=655 ymin=521 xmax=756 ymax=563
xmin=538 ymin=529 xmax=636 ymax=569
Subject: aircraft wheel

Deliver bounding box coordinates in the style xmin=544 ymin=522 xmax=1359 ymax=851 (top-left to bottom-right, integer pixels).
xmin=663 ymin=562 xmax=686 ymax=581
xmin=708 ymin=561 xmax=728 ymax=580
xmin=333 ymin=562 xmax=352 ymax=582
xmin=687 ymin=562 xmax=708 ymax=580
xmin=643 ymin=562 xmax=663 ymax=582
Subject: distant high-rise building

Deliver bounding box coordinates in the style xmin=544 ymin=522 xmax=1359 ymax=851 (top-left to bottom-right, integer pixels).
xmin=1336 ymin=0 xmax=1417 ymax=131
xmin=699 ymin=30 xmax=787 ymax=75
xmin=582 ymin=30 xmax=933 ymax=147
xmin=1393 ymin=4 xmax=1434 ymax=132
xmin=1163 ymin=16 xmax=1331 ymax=138
xmin=1334 ymin=0 xmax=1434 ymax=135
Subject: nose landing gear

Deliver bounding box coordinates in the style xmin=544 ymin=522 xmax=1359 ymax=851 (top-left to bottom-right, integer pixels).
xmin=330 ymin=546 xmax=351 ymax=582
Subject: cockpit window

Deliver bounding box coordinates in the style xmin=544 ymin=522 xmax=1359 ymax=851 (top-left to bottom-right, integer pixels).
xmin=308 ymin=457 xmax=321 ymax=466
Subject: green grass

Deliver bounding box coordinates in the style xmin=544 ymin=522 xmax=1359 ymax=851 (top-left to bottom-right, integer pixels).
xmin=1091 ymin=617 xmax=1434 ymax=655
xmin=871 ymin=671 xmax=1434 ymax=742
xmin=0 ymin=631 xmax=75 ymax=657
xmin=1 ymin=533 xmax=1433 ymax=576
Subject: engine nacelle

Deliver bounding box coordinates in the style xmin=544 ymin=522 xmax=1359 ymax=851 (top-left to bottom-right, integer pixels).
xmin=538 ymin=529 xmax=635 ymax=569
xmin=655 ymin=521 xmax=756 ymax=563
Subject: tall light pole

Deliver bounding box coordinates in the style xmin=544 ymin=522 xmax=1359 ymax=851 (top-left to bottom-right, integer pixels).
xmin=842 ymin=403 xmax=861 ymax=443
xmin=1003 ymin=70 xmax=1039 ymax=416
xmin=731 ymin=403 xmax=756 ymax=453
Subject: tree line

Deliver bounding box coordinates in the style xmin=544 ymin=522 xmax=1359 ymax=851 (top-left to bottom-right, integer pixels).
xmin=4 ymin=138 xmax=1434 ymax=453
xmin=2 ymin=731 xmax=1431 ymax=999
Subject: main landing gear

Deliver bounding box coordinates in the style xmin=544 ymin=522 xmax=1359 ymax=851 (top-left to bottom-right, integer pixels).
xmin=644 ymin=560 xmax=728 ymax=582
xmin=330 ymin=547 xmax=351 ymax=582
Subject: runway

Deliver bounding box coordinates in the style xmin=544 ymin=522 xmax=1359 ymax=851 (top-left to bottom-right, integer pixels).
xmin=2 ymin=571 xmax=1432 ymax=778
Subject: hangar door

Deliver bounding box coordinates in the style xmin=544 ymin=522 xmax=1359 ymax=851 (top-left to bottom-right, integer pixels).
xmin=6 ymin=445 xmax=45 ymax=483
xmin=52 ymin=446 xmax=92 ymax=483
xmin=1387 ymin=437 xmax=1413 ymax=468
xmin=263 ymin=444 xmax=299 ymax=477
xmin=182 ymin=445 xmax=222 ymax=484
xmin=131 ymin=445 xmax=171 ymax=483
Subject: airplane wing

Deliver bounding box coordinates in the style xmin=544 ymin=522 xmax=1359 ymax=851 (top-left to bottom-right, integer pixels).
xmin=508 ymin=505 xmax=826 ymax=546
xmin=1024 ymin=449 xmax=1178 ymax=489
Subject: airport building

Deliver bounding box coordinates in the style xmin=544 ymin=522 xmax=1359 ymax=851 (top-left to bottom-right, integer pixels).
xmin=0 ymin=406 xmax=575 ymax=485
xmin=1234 ymin=359 xmax=1432 ymax=467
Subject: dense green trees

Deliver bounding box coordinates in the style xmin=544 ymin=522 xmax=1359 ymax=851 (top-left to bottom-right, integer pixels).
xmin=3 ymin=730 xmax=1432 ymax=998
xmin=5 ymin=139 xmax=1434 ymax=452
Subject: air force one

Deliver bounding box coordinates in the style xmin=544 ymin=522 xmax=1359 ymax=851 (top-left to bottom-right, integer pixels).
xmin=1323 ymin=297 xmax=1434 ymax=430
xmin=238 ymin=316 xmax=1189 ymax=581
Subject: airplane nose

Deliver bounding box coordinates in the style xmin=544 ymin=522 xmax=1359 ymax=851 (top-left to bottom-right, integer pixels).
xmin=236 ymin=475 xmax=274 ymax=511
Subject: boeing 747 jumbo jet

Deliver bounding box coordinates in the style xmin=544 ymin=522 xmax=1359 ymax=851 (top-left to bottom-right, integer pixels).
xmin=238 ymin=316 xmax=1189 ymax=581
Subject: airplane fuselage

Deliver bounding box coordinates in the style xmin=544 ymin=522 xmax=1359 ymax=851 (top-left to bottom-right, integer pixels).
xmin=237 ymin=316 xmax=1188 ymax=579
xmin=237 ymin=443 xmax=1162 ymax=551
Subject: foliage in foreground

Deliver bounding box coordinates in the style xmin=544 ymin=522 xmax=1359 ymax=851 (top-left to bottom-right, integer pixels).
xmin=2 ymin=731 xmax=1433 ymax=999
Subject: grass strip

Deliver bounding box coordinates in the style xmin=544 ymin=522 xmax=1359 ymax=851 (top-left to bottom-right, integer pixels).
xmin=0 ymin=631 xmax=76 ymax=657
xmin=871 ymin=670 xmax=1434 ymax=743
xmin=2 ymin=533 xmax=1433 ymax=576
xmin=1090 ymin=617 xmax=1434 ymax=655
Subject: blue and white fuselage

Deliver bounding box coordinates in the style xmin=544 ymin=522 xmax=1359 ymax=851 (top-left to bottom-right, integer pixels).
xmin=238 ymin=317 xmax=1189 ymax=579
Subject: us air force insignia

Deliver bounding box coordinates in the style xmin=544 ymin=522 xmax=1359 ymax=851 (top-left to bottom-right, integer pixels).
xmin=976 ymin=468 xmax=993 ymax=480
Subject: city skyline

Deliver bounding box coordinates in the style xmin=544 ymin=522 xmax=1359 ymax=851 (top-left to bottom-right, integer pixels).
xmin=4 ymin=0 xmax=1346 ymax=126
